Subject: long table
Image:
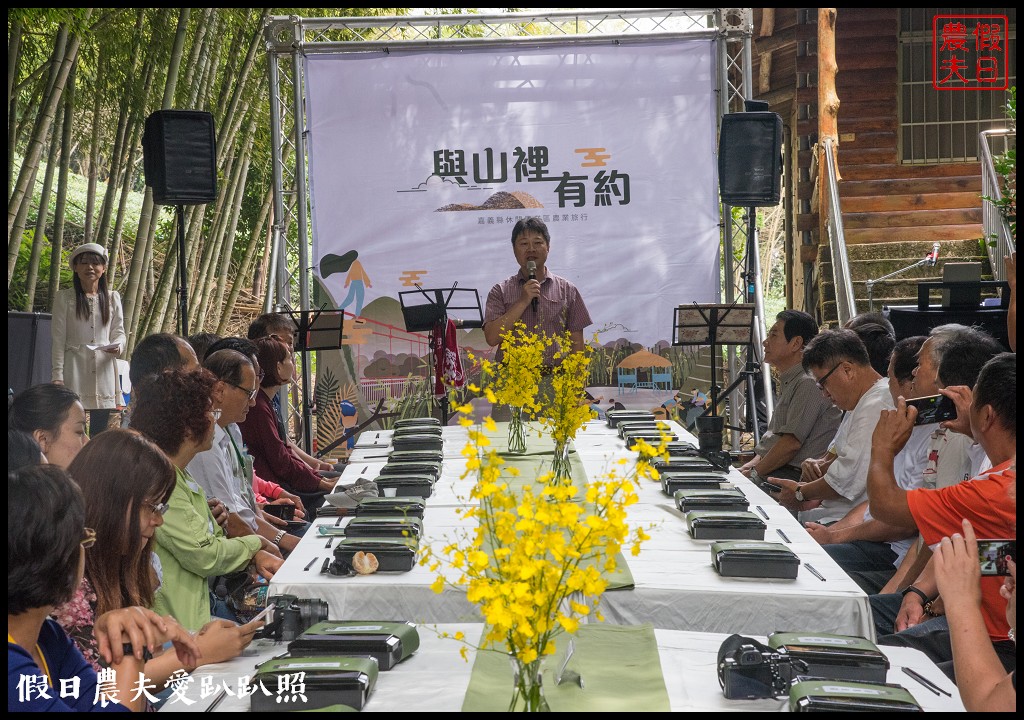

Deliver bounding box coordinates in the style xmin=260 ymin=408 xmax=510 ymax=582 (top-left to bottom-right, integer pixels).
xmin=269 ymin=420 xmax=876 ymax=639
xmin=159 ymin=624 xmax=965 ymax=712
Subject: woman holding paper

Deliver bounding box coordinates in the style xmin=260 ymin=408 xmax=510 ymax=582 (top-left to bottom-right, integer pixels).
xmin=51 ymin=243 xmax=126 ymax=436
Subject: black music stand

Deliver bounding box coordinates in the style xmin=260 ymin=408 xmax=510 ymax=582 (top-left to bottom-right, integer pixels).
xmin=283 ymin=306 xmax=345 ymax=454
xmin=399 ymin=284 xmax=483 ymax=425
xmin=672 ymin=302 xmax=760 ymax=444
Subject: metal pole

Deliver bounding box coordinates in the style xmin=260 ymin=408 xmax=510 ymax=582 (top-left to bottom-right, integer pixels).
xmin=266 ymin=44 xmax=284 ymax=314
xmin=290 ymin=32 xmax=314 ymax=454
xmin=176 ymin=205 xmax=189 ymax=337
xmin=746 ymin=207 xmax=775 ymax=423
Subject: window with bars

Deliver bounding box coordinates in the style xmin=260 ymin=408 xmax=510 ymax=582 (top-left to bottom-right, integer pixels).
xmin=898 ymin=7 xmax=1016 ymax=163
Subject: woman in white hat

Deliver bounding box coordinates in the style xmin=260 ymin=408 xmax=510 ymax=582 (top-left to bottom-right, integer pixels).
xmin=50 ymin=243 xmax=126 ymax=436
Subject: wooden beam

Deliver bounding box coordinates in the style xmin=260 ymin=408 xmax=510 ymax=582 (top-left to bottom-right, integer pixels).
xmin=818 ymin=9 xmax=840 ymax=251
xmin=759 ymin=51 xmax=773 ymax=94
xmin=759 ymin=7 xmax=775 ymax=37
xmin=800 ymin=244 xmax=820 ymax=263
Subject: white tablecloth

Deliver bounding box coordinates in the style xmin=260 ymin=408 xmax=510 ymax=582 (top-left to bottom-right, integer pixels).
xmin=270 ymin=421 xmax=875 ymax=639
xmin=159 ymin=624 xmax=964 ymax=712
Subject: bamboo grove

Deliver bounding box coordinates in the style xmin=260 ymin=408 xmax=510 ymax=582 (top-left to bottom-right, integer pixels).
xmin=7 ymin=8 xmax=407 ymax=351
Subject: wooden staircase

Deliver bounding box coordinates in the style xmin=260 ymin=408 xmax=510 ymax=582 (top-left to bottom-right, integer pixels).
xmin=818 ymin=238 xmax=994 ymax=325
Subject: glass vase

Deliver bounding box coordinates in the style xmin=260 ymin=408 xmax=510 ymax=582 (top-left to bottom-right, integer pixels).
xmin=508 ymin=406 xmax=528 ymax=454
xmin=509 ymin=656 xmax=546 ymax=712
xmin=550 ymin=439 xmax=572 ymax=484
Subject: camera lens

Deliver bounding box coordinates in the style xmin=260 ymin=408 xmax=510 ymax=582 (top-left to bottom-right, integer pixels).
xmin=296 ymin=598 xmax=330 ymax=631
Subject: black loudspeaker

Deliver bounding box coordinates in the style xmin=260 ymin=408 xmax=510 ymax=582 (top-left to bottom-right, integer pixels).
xmin=718 ymin=112 xmax=783 ymax=207
xmin=142 ymin=110 xmax=217 ymax=205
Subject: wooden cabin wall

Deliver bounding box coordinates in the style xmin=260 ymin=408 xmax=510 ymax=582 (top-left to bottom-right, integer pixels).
xmin=752 ymin=7 xmax=987 ymax=315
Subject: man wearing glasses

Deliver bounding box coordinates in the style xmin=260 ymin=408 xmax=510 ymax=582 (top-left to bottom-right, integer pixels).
xmin=188 ymin=349 xmax=300 ymax=557
xmin=769 ymin=329 xmax=894 ymax=524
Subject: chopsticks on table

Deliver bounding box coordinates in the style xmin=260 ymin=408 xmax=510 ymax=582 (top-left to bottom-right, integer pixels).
xmin=804 ymin=563 xmax=826 ymax=582
xmin=901 ymin=666 xmax=951 ymax=696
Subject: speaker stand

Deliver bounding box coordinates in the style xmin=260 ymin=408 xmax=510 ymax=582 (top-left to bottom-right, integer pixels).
xmin=175 ymin=205 xmax=190 ymax=336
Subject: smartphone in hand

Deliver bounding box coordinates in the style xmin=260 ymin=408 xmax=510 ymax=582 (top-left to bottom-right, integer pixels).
xmin=906 ymin=394 xmax=957 ymax=425
xmin=247 ymin=603 xmax=277 ymax=626
xmin=977 ymin=539 xmax=1015 ymax=576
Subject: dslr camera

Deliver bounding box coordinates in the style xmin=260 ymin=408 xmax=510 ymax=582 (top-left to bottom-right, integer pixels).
xmin=718 ymin=635 xmax=795 ymax=699
xmin=256 ymin=593 xmax=329 ymax=641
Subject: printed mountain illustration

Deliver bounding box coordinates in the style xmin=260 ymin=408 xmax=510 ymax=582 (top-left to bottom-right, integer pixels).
xmin=436 ymin=190 xmax=544 ymax=212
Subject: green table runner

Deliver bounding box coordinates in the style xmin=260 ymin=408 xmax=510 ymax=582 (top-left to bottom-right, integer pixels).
xmin=476 ymin=423 xmax=635 ymax=590
xmin=461 ymin=623 xmax=670 ymax=712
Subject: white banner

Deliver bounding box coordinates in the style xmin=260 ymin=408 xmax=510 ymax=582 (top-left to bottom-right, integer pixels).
xmin=305 ymin=39 xmax=719 ymax=357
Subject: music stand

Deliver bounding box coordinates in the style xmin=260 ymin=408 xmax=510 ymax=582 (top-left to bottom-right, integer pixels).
xmin=283 ymin=306 xmax=346 ymax=455
xmin=399 ymin=284 xmax=483 ymax=425
xmin=672 ymin=302 xmax=760 ymax=444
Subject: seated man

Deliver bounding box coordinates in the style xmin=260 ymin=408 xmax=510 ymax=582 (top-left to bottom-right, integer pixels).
xmin=741 ymin=310 xmax=841 ymax=482
xmin=188 ymin=350 xmax=303 ymax=557
xmin=802 ymin=336 xmax=927 ymax=593
xmin=844 ymin=311 xmax=896 ymax=378
xmin=879 ymin=327 xmax=1005 ymax=594
xmin=866 ymin=353 xmax=1016 ymax=680
xmin=769 ymin=329 xmax=894 ymax=523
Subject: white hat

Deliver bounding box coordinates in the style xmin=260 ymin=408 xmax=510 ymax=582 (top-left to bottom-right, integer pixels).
xmin=68 ymin=243 xmax=108 ymax=268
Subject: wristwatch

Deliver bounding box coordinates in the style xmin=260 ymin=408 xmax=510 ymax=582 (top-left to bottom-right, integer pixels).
xmin=901 ymin=585 xmax=930 ymax=604
xmin=273 ymin=530 xmax=286 ymax=546
xmin=794 ymin=484 xmax=806 ymax=502
xmin=122 ymin=643 xmax=153 ymax=662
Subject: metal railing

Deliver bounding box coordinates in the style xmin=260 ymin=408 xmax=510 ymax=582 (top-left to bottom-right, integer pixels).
xmin=822 ymin=138 xmax=856 ymax=324
xmin=360 ymin=376 xmax=426 ymax=407
xmin=980 ymin=129 xmax=1016 ymax=282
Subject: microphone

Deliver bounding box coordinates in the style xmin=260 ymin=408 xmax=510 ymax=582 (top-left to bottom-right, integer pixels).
xmin=527 ymin=260 xmax=538 ymax=312
xmin=928 ymin=242 xmax=940 ymax=266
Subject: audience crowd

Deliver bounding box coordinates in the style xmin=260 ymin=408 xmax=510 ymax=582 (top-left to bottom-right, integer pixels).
xmin=8 ymin=293 xmax=1017 ymax=711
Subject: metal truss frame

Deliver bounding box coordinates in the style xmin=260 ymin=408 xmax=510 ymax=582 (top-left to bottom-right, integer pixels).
xmin=264 ymin=8 xmax=760 ymax=448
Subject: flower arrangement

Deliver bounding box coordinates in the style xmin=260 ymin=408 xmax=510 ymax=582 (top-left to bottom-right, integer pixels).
xmin=422 ymin=409 xmax=662 ymax=711
xmin=473 ymin=322 xmax=546 ymax=453
xmin=473 ymin=324 xmax=595 ymax=477
xmin=535 ymin=332 xmax=596 ymax=482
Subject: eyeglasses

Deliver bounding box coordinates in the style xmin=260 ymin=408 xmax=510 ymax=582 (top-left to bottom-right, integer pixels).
xmin=144 ymin=500 xmax=170 ymax=516
xmin=228 ymin=382 xmax=259 ymax=401
xmin=209 ymin=408 xmax=223 ymax=421
xmin=815 ymin=362 xmax=844 ymax=392
xmin=81 ymin=527 xmax=97 ymax=549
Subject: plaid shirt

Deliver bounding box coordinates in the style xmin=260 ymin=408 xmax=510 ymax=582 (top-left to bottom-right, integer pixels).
xmin=485 ymin=269 xmax=592 ymax=362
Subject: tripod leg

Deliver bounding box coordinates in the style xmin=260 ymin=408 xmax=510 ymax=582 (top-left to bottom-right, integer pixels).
xmin=745 ymin=372 xmax=761 ymax=446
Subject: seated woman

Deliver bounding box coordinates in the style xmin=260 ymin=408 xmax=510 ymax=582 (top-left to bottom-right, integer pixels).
xmin=8 ymin=465 xmax=198 ymax=712
xmin=9 ymin=383 xmax=89 ymax=468
xmin=53 ymin=429 xmax=264 ymax=686
xmin=130 ymin=368 xmax=281 ymax=632
xmin=239 ymin=338 xmax=333 ymax=518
